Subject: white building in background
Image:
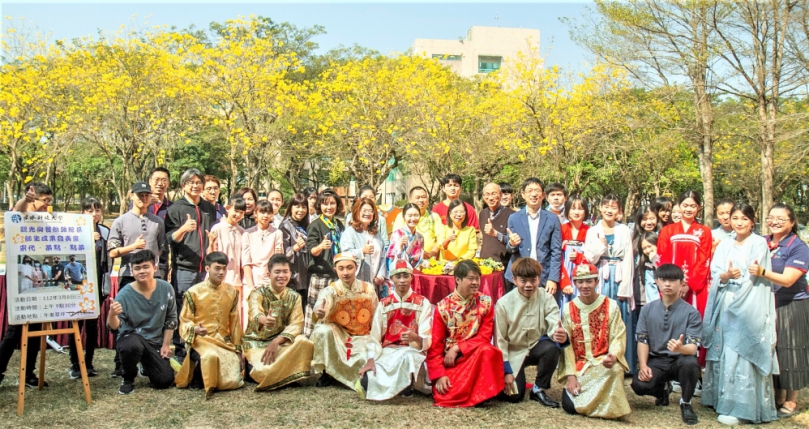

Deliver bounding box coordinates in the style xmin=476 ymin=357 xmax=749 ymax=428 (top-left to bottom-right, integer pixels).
xmin=412 ymin=26 xmax=540 ymax=78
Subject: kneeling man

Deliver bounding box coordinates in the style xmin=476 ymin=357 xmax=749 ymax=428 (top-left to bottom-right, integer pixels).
xmin=243 ymin=254 xmax=314 ymax=390
xmin=311 ymin=253 xmax=379 ymax=390
xmin=107 ymin=250 xmax=177 ymax=395
xmin=559 ymin=263 xmax=630 ymax=419
xmin=427 ymin=260 xmax=504 ymax=407
xmin=631 ymin=264 xmax=701 ymax=425
xmin=496 ymin=258 xmax=568 ymax=406
xmin=175 ymin=252 xmax=244 ymax=397
xmin=357 ymin=259 xmax=433 ymax=400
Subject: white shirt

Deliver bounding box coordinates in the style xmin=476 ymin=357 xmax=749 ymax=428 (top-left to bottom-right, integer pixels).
xmin=527 ymin=209 xmax=541 ymax=260
xmin=19 ymin=264 xmax=34 ymax=292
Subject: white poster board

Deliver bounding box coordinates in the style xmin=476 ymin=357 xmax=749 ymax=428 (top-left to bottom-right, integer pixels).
xmin=4 ymin=212 xmax=99 ymax=324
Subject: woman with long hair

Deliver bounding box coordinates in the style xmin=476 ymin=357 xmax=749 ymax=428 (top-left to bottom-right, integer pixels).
xmin=702 ymin=203 xmax=777 ymax=425
xmin=341 ymin=197 xmax=388 ymax=296
xmin=280 ymin=193 xmax=311 ymax=298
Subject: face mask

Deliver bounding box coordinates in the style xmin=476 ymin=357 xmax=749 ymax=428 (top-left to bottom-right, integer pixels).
xmin=548 ymin=203 xmax=565 ymax=212
xmin=34 ymin=263 xmax=40 ymax=267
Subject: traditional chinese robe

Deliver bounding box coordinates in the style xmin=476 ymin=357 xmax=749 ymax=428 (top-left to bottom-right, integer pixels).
xmin=558 ymin=295 xmax=630 ymax=419
xmin=243 ymin=285 xmax=314 ymax=391
xmin=364 ymin=288 xmax=433 ymax=400
xmin=175 ymin=279 xmax=244 ymax=396
xmin=310 ymin=278 xmax=380 ymax=390
xmin=426 ymin=291 xmax=504 ymax=407
xmin=657 ymin=221 xmax=712 ymax=316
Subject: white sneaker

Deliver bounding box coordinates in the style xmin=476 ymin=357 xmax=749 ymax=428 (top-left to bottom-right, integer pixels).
xmin=717 ymin=415 xmax=740 ymax=425
xmin=693 ymin=379 xmax=702 ymax=397
xmin=672 ymin=381 xmax=682 ymax=393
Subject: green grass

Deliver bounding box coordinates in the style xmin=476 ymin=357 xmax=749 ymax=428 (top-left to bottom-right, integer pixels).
xmin=1 ymin=348 xmax=807 ymax=428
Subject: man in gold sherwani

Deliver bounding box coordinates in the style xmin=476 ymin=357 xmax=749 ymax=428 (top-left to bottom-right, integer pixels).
xmin=311 ymin=252 xmax=379 ymax=390
xmin=174 ymin=252 xmax=244 ymax=398
xmin=243 ymin=254 xmax=313 ymax=390
xmin=558 ymin=263 xmax=630 ymax=419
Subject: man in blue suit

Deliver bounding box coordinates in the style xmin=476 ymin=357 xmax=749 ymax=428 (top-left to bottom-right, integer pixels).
xmin=505 ymin=178 xmax=563 ymax=300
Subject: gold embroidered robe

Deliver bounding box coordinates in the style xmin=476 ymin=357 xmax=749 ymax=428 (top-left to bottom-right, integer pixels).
xmin=175 ymin=279 xmax=244 ymax=396
xmin=558 ymin=294 xmax=630 ymax=419
xmin=310 ymin=278 xmax=380 ymax=390
xmin=243 ymin=285 xmax=313 ymax=390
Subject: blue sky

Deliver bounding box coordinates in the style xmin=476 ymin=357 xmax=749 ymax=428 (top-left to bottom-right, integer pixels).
xmin=3 ymin=1 xmax=594 ymax=70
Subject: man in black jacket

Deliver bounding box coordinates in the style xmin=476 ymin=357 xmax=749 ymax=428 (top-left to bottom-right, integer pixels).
xmin=164 ymin=168 xmax=216 ymax=358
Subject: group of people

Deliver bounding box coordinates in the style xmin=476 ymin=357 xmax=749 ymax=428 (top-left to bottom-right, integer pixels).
xmin=0 ymin=171 xmax=807 ymax=426
xmin=17 ymin=255 xmax=85 ymax=291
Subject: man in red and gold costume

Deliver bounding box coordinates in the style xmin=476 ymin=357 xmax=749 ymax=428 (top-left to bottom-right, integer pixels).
xmin=426 ymin=260 xmax=504 ymax=407
xmin=310 ymin=252 xmax=379 ymax=390
xmin=357 ymin=258 xmax=433 ymax=400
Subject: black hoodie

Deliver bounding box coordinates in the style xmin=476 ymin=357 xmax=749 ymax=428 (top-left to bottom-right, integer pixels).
xmin=165 ymin=196 xmax=216 ymax=272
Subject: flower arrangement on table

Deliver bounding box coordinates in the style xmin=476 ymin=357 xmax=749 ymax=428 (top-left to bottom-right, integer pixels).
xmin=418 ymin=257 xmax=504 ymax=276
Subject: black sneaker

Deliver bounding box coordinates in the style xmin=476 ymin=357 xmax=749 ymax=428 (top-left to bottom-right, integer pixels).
xmin=656 ymin=381 xmax=672 ymax=406
xmin=24 ymin=376 xmax=48 ymax=388
xmin=87 ymin=366 xmax=98 ymax=377
xmin=316 ymin=372 xmax=333 ymax=388
xmin=118 ymin=380 xmax=135 ymax=395
xmin=401 ymin=385 xmax=414 ymax=397
xmin=110 ymin=367 xmax=124 ymax=378
xmin=681 ymin=402 xmax=698 ymax=425
xmin=68 ymin=366 xmax=82 ymax=380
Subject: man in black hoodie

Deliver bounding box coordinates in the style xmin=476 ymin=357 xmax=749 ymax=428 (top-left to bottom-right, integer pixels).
xmin=164 ymin=168 xmax=216 ymax=358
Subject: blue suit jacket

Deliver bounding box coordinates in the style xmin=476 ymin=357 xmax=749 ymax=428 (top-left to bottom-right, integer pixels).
xmin=504 ymin=208 xmax=563 ymax=287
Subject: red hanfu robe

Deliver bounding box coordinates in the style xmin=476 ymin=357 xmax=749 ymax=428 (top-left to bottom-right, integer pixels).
xmin=426 ymin=291 xmax=504 ymax=407
xmin=560 ymin=222 xmax=590 ymax=291
xmin=657 ymin=221 xmax=712 ymax=316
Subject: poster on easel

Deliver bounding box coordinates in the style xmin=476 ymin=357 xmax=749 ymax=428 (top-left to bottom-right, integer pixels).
xmin=4 ymin=212 xmax=99 ymax=324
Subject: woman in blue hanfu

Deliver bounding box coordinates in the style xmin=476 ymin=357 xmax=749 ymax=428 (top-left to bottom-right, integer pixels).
xmin=702 ymin=203 xmax=778 ymax=426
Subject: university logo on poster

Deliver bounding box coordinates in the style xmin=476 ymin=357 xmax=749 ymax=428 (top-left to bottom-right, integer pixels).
xmin=4 ymin=212 xmax=99 ymax=324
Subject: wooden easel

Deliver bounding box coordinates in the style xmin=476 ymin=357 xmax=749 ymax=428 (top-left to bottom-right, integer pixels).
xmin=17 ymin=321 xmax=92 ymax=415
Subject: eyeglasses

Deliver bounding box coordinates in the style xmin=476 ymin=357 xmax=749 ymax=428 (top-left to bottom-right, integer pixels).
xmin=204 ymin=186 xmax=220 ymax=192
xmin=523 ymin=188 xmax=542 ymax=195
xmin=185 ymin=181 xmax=203 ymax=187
xmin=37 ymin=197 xmax=53 ymax=205
xmin=766 ymin=217 xmax=790 ymax=224
xmin=151 ymin=178 xmax=169 ymax=184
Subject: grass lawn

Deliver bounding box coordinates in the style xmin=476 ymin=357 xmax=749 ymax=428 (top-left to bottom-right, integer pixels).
xmin=0 ymin=348 xmax=807 ymax=428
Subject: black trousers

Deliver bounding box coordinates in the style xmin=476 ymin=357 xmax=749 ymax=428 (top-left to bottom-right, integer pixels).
xmin=68 ymin=318 xmax=99 ymax=368
xmin=0 ymin=323 xmax=41 ymax=378
xmin=631 ymin=354 xmax=700 ymax=402
xmin=171 ymin=269 xmax=206 ymax=358
xmin=116 ymin=332 xmax=174 ymax=388
xmin=501 ymin=339 xmax=560 ymax=403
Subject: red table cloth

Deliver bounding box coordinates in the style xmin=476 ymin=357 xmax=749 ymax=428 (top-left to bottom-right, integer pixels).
xmin=0 ymin=275 xmax=120 ymax=349
xmin=411 ymin=271 xmax=506 ymax=305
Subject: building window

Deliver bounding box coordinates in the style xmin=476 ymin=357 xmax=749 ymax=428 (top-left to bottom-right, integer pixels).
xmin=478 ymin=56 xmax=502 ymax=73
xmin=432 ymin=54 xmax=462 ymax=61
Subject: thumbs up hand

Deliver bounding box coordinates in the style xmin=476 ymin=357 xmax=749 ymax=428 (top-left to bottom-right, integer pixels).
xmin=552 ymin=319 xmax=568 ymax=343
xmin=727 ymin=260 xmax=741 ymax=280
xmin=133 ymin=234 xmax=146 ymax=249
xmin=667 ymin=334 xmax=685 ymax=353
xmin=484 ymin=218 xmax=496 ymax=237
xmin=206 ymin=230 xmax=218 ymax=249
xmin=183 ymin=214 xmax=197 ymax=233
xmin=362 ymin=239 xmax=374 ymax=255
xmin=294 ymin=232 xmax=306 ymax=251
xmin=195 ymin=323 xmax=208 ymax=337
xmin=507 ymin=228 xmax=522 ymax=247
xmin=748 ymin=259 xmax=762 ymax=277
